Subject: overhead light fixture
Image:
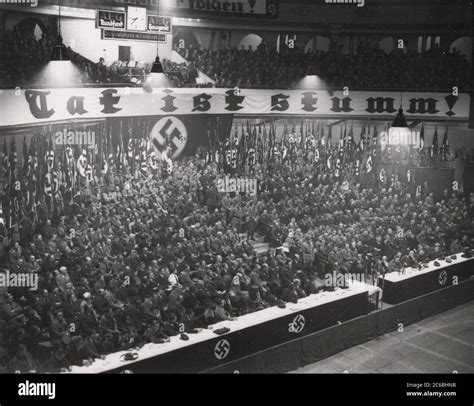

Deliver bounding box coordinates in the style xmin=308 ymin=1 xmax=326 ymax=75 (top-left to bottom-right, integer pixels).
xmin=147 ymin=55 xmax=168 ymax=87
xmin=391 ymin=107 xmax=408 ymax=128
xmin=294 ymin=65 xmax=327 ymax=90
xmin=296 ymin=65 xmax=327 ymax=90
xmin=151 ymin=56 xmax=164 ymax=74
xmin=146 ymin=0 xmax=169 ymax=88
xmin=51 ymin=2 xmax=70 ymax=62
xmin=388 ymin=106 xmax=411 ymax=147
xmin=306 ymin=65 xmax=317 ymax=77
xmin=51 ymin=36 xmax=70 ymax=61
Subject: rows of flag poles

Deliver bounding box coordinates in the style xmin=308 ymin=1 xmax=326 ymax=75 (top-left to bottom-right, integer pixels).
xmin=208 ymin=119 xmax=383 ymax=176
xmin=0 ymin=118 xmax=163 ymax=240
xmin=1 ymin=117 xmax=451 ymax=240
xmin=208 ymin=119 xmax=452 ymax=178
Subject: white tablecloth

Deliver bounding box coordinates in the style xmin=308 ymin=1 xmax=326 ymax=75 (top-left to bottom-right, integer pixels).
xmin=379 ymin=253 xmax=471 ymax=283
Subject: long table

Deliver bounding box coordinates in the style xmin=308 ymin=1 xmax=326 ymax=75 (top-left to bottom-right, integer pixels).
xmin=69 ymin=281 xmax=380 ymax=373
xmin=377 ymin=253 xmax=473 ymax=305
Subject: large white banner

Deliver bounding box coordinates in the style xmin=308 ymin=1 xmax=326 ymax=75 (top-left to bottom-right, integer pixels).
xmin=0 ymin=88 xmax=469 ymax=128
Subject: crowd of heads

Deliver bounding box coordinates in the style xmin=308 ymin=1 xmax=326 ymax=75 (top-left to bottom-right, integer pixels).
xmin=180 ymin=42 xmax=471 ymax=90
xmin=1 ymin=144 xmax=473 ymax=373
xmin=2 ymin=21 xmax=470 ymax=91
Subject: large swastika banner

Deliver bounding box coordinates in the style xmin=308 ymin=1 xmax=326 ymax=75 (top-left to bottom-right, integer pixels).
xmin=114 ymin=114 xmax=233 ymax=160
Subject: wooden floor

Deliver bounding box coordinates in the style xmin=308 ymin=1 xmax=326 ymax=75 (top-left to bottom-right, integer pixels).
xmin=290 ymin=301 xmax=474 ymax=373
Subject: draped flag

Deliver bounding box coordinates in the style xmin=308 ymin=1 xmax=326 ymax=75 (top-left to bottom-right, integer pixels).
xmin=44 ymin=132 xmax=59 ymax=203
xmin=371 ymin=125 xmax=378 ymax=159
xmin=326 ymin=126 xmax=333 ymax=172
xmin=366 ymin=155 xmax=373 ymax=174
xmin=431 ymin=126 xmax=438 ymax=158
xmin=247 ymin=125 xmax=256 ymax=169
xmin=162 ymin=145 xmax=173 ymax=174
xmin=347 ymin=123 xmax=354 ymax=156
xmin=359 ymin=121 xmax=366 ymax=151
xmin=77 ymin=149 xmax=87 ymax=178
xmin=10 ymin=136 xmax=17 ymax=180
xmin=379 ymin=167 xmax=387 ymax=184
xmin=3 ymin=138 xmax=10 ymax=194
xmin=22 ymin=136 xmax=29 ymax=178
xmin=419 ymin=123 xmax=425 ymax=151
xmin=441 ymin=123 xmax=450 ymax=164
xmin=327 ymin=125 xmax=333 ymax=149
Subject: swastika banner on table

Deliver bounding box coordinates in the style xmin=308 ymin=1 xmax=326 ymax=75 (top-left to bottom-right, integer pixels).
xmin=0 ymin=88 xmax=470 ymax=128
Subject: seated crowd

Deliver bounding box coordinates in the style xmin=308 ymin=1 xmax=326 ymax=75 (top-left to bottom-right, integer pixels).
xmin=180 ymin=42 xmax=471 ymax=90
xmin=0 ymin=149 xmax=473 ymax=373
xmin=1 ymin=23 xmax=469 ymax=90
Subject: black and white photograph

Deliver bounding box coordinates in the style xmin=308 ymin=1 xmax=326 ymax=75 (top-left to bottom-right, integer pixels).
xmin=0 ymin=0 xmax=473 ymax=402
